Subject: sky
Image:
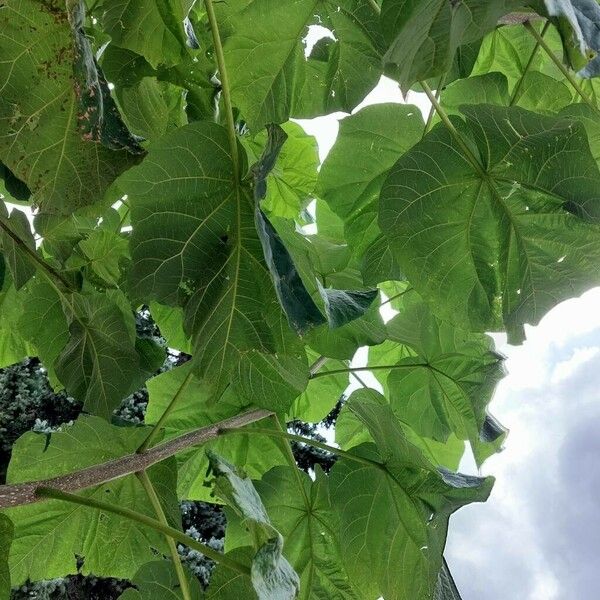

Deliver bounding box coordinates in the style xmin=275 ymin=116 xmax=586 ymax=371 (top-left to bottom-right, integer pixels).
xmin=297 ymin=76 xmax=600 ymax=600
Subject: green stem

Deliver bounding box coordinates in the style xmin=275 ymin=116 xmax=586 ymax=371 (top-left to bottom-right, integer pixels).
xmin=423 ymin=75 xmax=446 ymax=136
xmin=36 ymin=487 xmax=252 ymax=576
xmin=0 ymin=214 xmax=73 ymax=291
xmin=420 ymin=81 xmax=488 ymax=179
xmin=310 ymin=363 xmax=428 ymax=379
xmin=524 ymin=20 xmax=600 ymax=116
xmin=509 ymin=21 xmax=550 ymax=106
xmin=220 ymin=426 xmax=380 ymax=468
xmin=137 ymin=369 xmax=194 ymax=453
xmin=204 ymin=0 xmax=240 ymax=183
xmin=137 ymin=472 xmax=193 ymax=600
xmin=380 ymin=288 xmax=411 ymax=307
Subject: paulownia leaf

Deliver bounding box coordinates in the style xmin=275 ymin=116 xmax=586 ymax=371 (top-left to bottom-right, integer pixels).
xmin=221 ymin=0 xmax=382 ymax=129
xmin=317 ymin=103 xmax=424 ymax=285
xmin=205 ymin=548 xmax=257 ymax=599
xmin=97 ymin=0 xmax=189 ymax=69
xmin=0 ymin=514 xmax=12 ymax=600
xmin=434 ymin=559 xmax=463 ymax=600
xmin=17 ymin=279 xmax=69 ymax=385
xmin=382 ymin=291 xmax=506 ymax=465
xmin=0 ymin=205 xmax=35 ymax=290
xmin=248 ymin=466 xmax=360 ymax=599
xmin=120 ymin=120 xmax=309 ymax=408
xmin=144 ymin=363 xmax=287 ymax=501
xmin=254 ymin=125 xmax=378 ymax=335
xmin=0 ymin=274 xmax=34 ymax=368
xmin=0 ymin=0 xmax=137 ymax=213
xmin=380 ymin=104 xmax=600 ymax=343
xmin=118 ymin=560 xmax=202 ymax=600
xmin=329 ymin=390 xmax=493 ymax=600
xmin=208 ymin=452 xmax=300 ymax=600
xmin=381 ymin=0 xmax=526 ymax=91
xmin=3 ymin=416 xmax=180 ymax=585
xmin=54 ymin=291 xmax=144 ymax=418
xmin=241 ymin=122 xmax=319 ymax=219
xmin=74 ymin=229 xmax=130 ymax=287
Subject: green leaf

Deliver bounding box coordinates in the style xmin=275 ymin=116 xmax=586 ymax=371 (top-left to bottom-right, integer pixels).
xmin=317 ymin=103 xmax=424 ymax=285
xmin=251 ymin=466 xmax=360 ymax=599
xmin=76 ymin=229 xmax=130 ymax=287
xmin=0 ymin=514 xmax=12 ymax=600
xmin=0 ymin=275 xmax=33 ymax=368
xmin=206 ymin=548 xmax=257 ymax=600
xmin=289 ymin=353 xmax=349 ymax=423
xmin=234 ymin=351 xmax=309 ymax=412
xmin=17 ymin=279 xmax=69 ymax=385
xmin=330 ymin=390 xmax=493 ymax=600
xmin=118 ymin=560 xmax=202 ymax=600
xmin=0 ymin=0 xmax=137 ymax=213
xmin=434 ymin=559 xmax=462 ymax=600
xmin=115 ymin=77 xmax=188 ymax=142
xmin=382 ymin=291 xmax=506 ymax=465
xmin=241 ymin=122 xmax=319 ymax=219
xmin=122 ymin=121 xmax=307 ymax=404
xmin=3 ymin=416 xmax=180 ymax=585
xmin=148 ymin=303 xmax=192 ymax=353
xmin=0 ymin=205 xmax=35 ymax=290
xmin=98 ymin=0 xmax=189 ymax=69
xmin=144 ymin=363 xmax=287 ymax=501
xmin=55 ymin=291 xmax=144 ymax=418
xmin=380 ymin=104 xmax=600 ymax=343
xmin=381 ymin=0 xmax=526 ymax=91
xmin=222 ymin=0 xmax=382 ymax=129
xmin=208 ymin=452 xmax=300 ymax=600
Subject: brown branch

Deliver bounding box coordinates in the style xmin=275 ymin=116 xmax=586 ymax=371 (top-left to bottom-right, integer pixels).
xmin=0 ymin=408 xmax=272 ymax=509
xmin=498 ymin=12 xmax=542 ymax=25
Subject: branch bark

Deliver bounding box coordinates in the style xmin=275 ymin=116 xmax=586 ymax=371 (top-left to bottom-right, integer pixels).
xmin=0 ymin=408 xmax=272 ymax=509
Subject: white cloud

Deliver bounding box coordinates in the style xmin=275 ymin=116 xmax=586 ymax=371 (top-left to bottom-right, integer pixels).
xmin=447 ymin=288 xmax=600 ymax=600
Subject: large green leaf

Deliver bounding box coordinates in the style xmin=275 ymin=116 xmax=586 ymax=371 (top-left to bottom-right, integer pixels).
xmin=0 ymin=275 xmax=33 ymax=368
xmin=208 ymin=452 xmax=300 ymax=600
xmin=381 ymin=291 xmax=506 ymax=465
xmin=317 ymin=103 xmax=424 ymax=285
xmin=17 ymin=279 xmax=68 ymax=385
xmin=0 ymin=0 xmax=137 ymax=213
xmin=54 ymin=291 xmax=144 ymax=418
xmin=381 ymin=0 xmax=526 ymax=90
xmin=144 ymin=363 xmax=287 ymax=500
xmin=329 ymin=390 xmax=493 ymax=600
xmin=380 ymin=104 xmax=600 ymax=342
xmin=0 ymin=205 xmax=35 ymax=290
xmin=242 ymin=122 xmax=319 ymax=219
xmin=3 ymin=416 xmax=180 ymax=585
xmin=252 ymin=466 xmax=360 ymax=599
xmin=0 ymin=514 xmax=12 ymax=600
xmin=221 ymin=0 xmax=382 ymax=129
xmin=118 ymin=560 xmax=202 ymax=600
xmin=120 ymin=121 xmax=308 ymax=406
xmin=98 ymin=0 xmax=189 ymax=69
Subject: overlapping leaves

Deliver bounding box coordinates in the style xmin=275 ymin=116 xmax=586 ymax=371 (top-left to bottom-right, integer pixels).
xmin=380 ymin=104 xmax=600 ymax=342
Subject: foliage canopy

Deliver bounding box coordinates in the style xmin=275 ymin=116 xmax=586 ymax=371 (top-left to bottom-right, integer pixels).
xmin=1 ymin=0 xmax=600 ymax=598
